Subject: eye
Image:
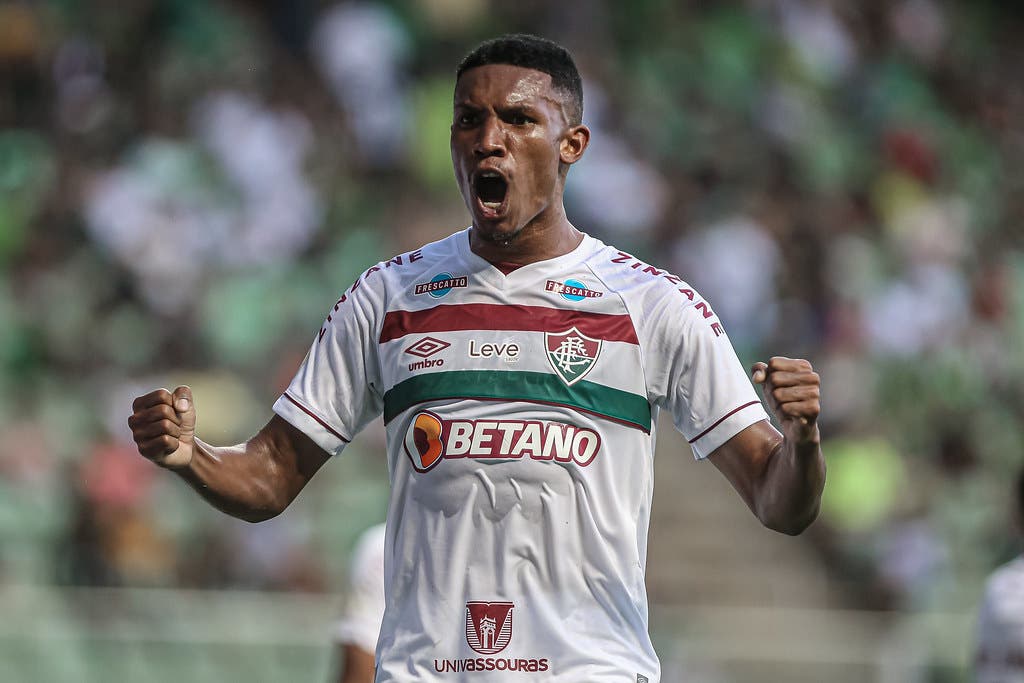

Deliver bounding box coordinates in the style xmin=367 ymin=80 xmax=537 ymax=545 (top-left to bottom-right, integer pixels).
xmin=455 ymin=111 xmax=478 ymax=127
xmin=509 ymin=112 xmax=532 ymax=125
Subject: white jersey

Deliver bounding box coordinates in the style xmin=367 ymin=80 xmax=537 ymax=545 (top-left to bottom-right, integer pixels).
xmin=275 ymin=229 xmax=768 ymax=682
xmin=975 ymin=555 xmax=1024 ymax=683
xmin=335 ymin=523 xmax=387 ymax=654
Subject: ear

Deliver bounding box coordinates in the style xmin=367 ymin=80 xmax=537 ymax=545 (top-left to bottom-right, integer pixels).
xmin=559 ymin=124 xmax=590 ymax=165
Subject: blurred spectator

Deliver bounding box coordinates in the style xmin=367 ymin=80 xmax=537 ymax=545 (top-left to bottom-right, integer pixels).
xmin=82 ymin=90 xmax=322 ymax=314
xmin=54 ymin=439 xmax=174 ymax=586
xmin=670 ymin=212 xmax=781 ymax=348
xmin=309 ymin=2 xmax=411 ymax=168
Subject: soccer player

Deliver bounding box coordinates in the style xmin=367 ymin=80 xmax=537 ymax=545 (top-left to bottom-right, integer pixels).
xmin=974 ymin=468 xmax=1024 ymax=682
xmin=333 ymin=523 xmax=387 ymax=683
xmin=128 ymin=34 xmax=825 ymax=682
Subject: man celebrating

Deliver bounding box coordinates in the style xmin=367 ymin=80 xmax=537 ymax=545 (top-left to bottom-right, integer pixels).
xmin=128 ymin=35 xmax=824 ymax=682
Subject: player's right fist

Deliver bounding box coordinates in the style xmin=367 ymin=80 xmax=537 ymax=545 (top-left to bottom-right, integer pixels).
xmin=128 ymin=386 xmax=196 ymax=469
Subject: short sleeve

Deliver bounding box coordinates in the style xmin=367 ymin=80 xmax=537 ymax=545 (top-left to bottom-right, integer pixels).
xmin=273 ymin=282 xmax=385 ymax=456
xmin=645 ymin=287 xmax=768 ymax=460
xmin=334 ymin=523 xmax=387 ymax=652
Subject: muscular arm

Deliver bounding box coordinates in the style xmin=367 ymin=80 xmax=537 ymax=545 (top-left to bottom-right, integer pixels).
xmin=129 ymin=387 xmax=331 ymax=523
xmin=708 ymin=357 xmax=825 ymax=536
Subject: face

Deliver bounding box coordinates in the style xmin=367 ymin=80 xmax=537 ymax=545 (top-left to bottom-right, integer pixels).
xmin=451 ymin=64 xmax=588 ymax=245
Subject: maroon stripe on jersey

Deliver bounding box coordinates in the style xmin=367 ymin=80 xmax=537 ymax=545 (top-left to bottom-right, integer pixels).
xmin=283 ymin=392 xmax=351 ymax=443
xmin=379 ymin=304 xmax=639 ymax=344
xmin=688 ymin=401 xmax=761 ymax=444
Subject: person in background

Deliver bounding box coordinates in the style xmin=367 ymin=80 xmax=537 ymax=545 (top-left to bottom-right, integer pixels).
xmin=333 ymin=523 xmax=386 ymax=683
xmin=974 ymin=467 xmax=1024 ymax=682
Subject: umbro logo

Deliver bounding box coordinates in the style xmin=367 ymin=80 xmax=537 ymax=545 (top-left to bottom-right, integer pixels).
xmin=404 ymin=337 xmax=449 ymax=371
xmin=405 ymin=337 xmax=450 ymax=358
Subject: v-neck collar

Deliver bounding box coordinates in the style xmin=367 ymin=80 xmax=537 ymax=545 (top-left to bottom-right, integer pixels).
xmin=457 ymin=227 xmax=594 ymax=283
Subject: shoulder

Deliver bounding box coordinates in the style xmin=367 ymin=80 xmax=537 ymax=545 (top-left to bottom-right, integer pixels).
xmin=330 ymin=229 xmax=469 ymax=307
xmin=584 ymin=240 xmax=700 ymax=304
xmin=361 ymin=230 xmax=466 ymax=289
xmin=583 ymin=239 xmax=722 ymax=332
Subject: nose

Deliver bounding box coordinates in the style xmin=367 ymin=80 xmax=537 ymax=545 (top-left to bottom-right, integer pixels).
xmin=474 ymin=116 xmax=505 ymax=157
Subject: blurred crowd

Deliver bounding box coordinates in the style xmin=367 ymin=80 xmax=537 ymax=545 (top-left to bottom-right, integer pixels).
xmin=1 ymin=0 xmax=1023 ymax=620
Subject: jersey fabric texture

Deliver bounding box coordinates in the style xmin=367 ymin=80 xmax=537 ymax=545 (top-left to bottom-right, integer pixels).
xmin=335 ymin=523 xmax=387 ymax=654
xmin=274 ymin=229 xmax=768 ymax=682
xmin=975 ymin=555 xmax=1024 ymax=683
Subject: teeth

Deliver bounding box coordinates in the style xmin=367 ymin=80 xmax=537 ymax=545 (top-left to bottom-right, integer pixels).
xmin=480 ymin=171 xmax=500 ymax=179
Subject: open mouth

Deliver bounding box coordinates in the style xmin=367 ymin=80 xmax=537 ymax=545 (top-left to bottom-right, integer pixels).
xmin=473 ymin=171 xmax=508 ymax=216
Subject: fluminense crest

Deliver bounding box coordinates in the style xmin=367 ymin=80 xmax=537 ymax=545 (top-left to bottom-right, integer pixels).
xmin=545 ymin=327 xmax=602 ymax=386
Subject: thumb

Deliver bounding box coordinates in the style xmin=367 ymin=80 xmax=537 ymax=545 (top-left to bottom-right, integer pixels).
xmin=172 ymin=385 xmax=196 ymax=439
xmin=750 ymin=362 xmax=768 ymax=385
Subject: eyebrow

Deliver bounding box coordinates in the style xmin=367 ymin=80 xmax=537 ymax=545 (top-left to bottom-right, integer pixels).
xmin=499 ymin=103 xmax=540 ymax=114
xmin=452 ymin=100 xmax=545 ymax=113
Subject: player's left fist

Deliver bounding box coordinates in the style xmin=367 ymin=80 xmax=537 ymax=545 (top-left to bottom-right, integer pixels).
xmin=751 ymin=357 xmax=820 ymax=442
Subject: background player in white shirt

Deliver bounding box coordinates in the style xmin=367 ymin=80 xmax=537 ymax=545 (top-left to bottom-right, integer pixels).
xmin=128 ymin=34 xmax=825 ymax=681
xmin=334 ymin=523 xmax=386 ymax=683
xmin=975 ymin=468 xmax=1024 ymax=683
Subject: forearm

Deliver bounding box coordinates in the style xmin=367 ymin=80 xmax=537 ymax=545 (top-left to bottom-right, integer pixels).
xmin=173 ymin=436 xmax=291 ymax=523
xmin=129 ymin=389 xmax=329 ymax=523
xmin=756 ymin=427 xmax=825 ymax=535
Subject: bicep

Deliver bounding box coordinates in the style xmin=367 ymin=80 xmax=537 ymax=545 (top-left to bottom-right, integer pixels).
xmin=707 ymin=419 xmax=781 ymax=513
xmin=257 ymin=414 xmax=332 ymax=504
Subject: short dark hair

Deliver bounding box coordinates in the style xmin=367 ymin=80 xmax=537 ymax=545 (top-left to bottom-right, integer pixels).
xmin=456 ymin=34 xmax=583 ymax=125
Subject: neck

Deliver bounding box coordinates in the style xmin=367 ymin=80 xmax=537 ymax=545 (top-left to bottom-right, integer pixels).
xmin=469 ymin=203 xmax=583 ymax=266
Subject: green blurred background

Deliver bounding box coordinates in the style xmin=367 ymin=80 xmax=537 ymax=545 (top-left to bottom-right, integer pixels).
xmin=1 ymin=0 xmax=1022 ymax=681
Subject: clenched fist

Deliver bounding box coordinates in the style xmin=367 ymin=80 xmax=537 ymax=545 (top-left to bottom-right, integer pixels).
xmin=751 ymin=357 xmax=820 ymax=442
xmin=128 ymin=386 xmax=197 ymax=469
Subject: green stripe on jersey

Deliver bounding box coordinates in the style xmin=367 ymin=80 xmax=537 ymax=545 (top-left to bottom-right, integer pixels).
xmin=383 ymin=370 xmax=651 ymax=431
